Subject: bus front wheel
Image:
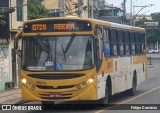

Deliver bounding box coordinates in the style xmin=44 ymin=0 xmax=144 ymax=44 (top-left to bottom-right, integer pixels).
xmin=99 ymin=83 xmax=109 ymax=105
xmin=42 ymin=101 xmax=55 ymax=110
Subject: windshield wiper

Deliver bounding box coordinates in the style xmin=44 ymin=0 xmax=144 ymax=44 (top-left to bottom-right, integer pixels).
xmin=61 ymin=34 xmax=76 ymax=61
xmin=64 ymin=34 xmax=76 ymax=53
xmin=61 ymin=44 xmax=66 ymax=61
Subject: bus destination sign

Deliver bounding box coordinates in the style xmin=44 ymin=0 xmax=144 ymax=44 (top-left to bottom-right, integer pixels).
xmin=23 ymin=20 xmax=92 ymax=33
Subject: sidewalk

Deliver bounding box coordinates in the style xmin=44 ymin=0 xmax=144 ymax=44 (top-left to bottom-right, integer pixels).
xmin=147 ymin=54 xmax=160 ymax=59
xmin=0 ymin=88 xmax=21 ymax=104
xmin=147 ymin=64 xmax=155 ymax=68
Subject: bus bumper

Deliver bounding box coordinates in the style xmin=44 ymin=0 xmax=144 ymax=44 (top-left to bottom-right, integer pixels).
xmin=21 ymin=84 xmax=97 ymax=101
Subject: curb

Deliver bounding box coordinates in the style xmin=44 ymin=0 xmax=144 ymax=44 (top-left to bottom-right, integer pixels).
xmin=0 ymin=100 xmax=32 ymax=109
xmin=147 ymin=64 xmax=155 ymax=68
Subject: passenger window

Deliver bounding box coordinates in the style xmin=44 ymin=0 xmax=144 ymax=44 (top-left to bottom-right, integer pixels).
xmin=135 ymin=33 xmax=141 ymax=54
xmin=109 ymin=29 xmax=118 ymax=56
xmin=130 ymin=32 xmax=135 ymax=55
xmin=104 ymin=29 xmax=110 ymax=57
xmin=124 ymin=31 xmax=130 ymax=56
xmin=117 ymin=30 xmax=124 ymax=56
xmin=95 ymin=27 xmax=103 ymax=60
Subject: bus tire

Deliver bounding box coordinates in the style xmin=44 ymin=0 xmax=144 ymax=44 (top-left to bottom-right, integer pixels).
xmin=42 ymin=101 xmax=55 ymax=110
xmin=128 ymin=73 xmax=137 ymax=96
xmin=99 ymin=83 xmax=109 ymax=105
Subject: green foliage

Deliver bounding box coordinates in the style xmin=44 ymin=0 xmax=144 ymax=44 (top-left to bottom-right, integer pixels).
xmin=28 ymin=0 xmax=49 ymax=20
xmin=135 ymin=13 xmax=160 ymax=44
xmin=0 ymin=12 xmax=6 ymax=25
xmin=135 ymin=17 xmax=148 ymax=26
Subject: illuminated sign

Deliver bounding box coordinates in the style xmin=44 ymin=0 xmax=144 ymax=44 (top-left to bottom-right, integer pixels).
xmin=23 ymin=20 xmax=92 ymax=33
xmin=32 ymin=24 xmax=47 ymax=31
xmin=53 ymin=24 xmax=75 ymax=30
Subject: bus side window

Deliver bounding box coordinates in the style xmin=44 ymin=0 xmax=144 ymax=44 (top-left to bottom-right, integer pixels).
xmin=130 ymin=32 xmax=135 ymax=55
xmin=143 ymin=33 xmax=146 ymax=53
xmin=135 ymin=32 xmax=141 ymax=55
xmin=95 ymin=27 xmax=103 ymax=60
xmin=124 ymin=31 xmax=130 ymax=56
xmin=117 ymin=30 xmax=124 ymax=56
xmin=104 ymin=29 xmax=110 ymax=57
xmin=140 ymin=33 xmax=145 ymax=54
xmin=110 ymin=29 xmax=118 ymax=56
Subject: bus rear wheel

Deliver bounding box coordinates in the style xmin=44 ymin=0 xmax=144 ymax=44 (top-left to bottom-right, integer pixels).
xmin=99 ymin=83 xmax=109 ymax=105
xmin=128 ymin=73 xmax=137 ymax=96
xmin=42 ymin=101 xmax=55 ymax=110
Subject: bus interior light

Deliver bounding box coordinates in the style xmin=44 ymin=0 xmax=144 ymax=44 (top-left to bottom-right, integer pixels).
xmin=22 ymin=78 xmax=27 ymax=84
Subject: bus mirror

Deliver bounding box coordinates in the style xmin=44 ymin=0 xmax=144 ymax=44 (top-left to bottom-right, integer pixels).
xmin=14 ymin=32 xmax=22 ymax=57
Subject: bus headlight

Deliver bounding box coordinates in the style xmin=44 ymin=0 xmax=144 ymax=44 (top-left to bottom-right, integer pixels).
xmin=26 ymin=83 xmax=30 ymax=88
xmin=88 ymin=78 xmax=94 ymax=83
xmin=31 ymin=85 xmax=36 ymax=90
xmin=76 ymin=84 xmax=81 ymax=90
xmin=82 ymin=82 xmax=87 ymax=87
xmin=22 ymin=78 xmax=27 ymax=84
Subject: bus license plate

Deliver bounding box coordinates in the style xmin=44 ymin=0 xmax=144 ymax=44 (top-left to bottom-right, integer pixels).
xmin=49 ymin=94 xmax=62 ymax=98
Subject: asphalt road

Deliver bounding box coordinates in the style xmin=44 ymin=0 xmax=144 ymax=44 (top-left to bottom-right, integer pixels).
xmin=1 ymin=58 xmax=160 ymax=113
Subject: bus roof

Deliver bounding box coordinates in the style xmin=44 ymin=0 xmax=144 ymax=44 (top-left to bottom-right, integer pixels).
xmin=24 ymin=17 xmax=145 ymax=32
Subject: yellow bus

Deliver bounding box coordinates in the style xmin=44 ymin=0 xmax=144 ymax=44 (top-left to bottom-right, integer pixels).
xmin=15 ymin=17 xmax=147 ymax=107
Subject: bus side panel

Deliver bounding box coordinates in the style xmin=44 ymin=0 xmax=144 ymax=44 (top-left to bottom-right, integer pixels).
xmin=132 ymin=55 xmax=147 ymax=85
xmin=112 ymin=57 xmax=132 ymax=94
xmin=96 ymin=57 xmax=113 ymax=99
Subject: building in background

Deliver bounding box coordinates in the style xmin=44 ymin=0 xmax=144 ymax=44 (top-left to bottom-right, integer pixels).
xmin=98 ymin=1 xmax=124 ymax=24
xmin=44 ymin=0 xmax=98 ymax=18
xmin=0 ymin=0 xmax=27 ymax=91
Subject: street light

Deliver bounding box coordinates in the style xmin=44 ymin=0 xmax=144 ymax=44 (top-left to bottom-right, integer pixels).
xmin=133 ymin=4 xmax=154 ymax=15
xmin=0 ymin=7 xmax=15 ymax=13
xmin=131 ymin=4 xmax=154 ymax=26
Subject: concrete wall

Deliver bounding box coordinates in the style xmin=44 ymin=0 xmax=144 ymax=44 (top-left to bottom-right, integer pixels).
xmin=0 ymin=45 xmax=10 ymax=91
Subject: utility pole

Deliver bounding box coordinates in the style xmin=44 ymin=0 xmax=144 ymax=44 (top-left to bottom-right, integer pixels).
xmin=58 ymin=0 xmax=66 ymax=17
xmin=130 ymin=0 xmax=133 ymax=25
xmin=88 ymin=0 xmax=94 ymax=18
xmin=130 ymin=0 xmax=132 ymax=16
xmin=78 ymin=0 xmax=83 ymax=17
xmin=122 ymin=0 xmax=126 ymax=24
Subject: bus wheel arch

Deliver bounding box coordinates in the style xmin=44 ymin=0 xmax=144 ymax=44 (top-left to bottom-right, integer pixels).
xmin=99 ymin=75 xmax=112 ymax=104
xmin=128 ymin=70 xmax=137 ymax=96
xmin=107 ymin=75 xmax=112 ymax=97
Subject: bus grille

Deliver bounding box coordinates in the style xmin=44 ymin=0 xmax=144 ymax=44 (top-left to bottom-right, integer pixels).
xmin=27 ymin=74 xmax=85 ymax=80
xmin=36 ymin=85 xmax=75 ymax=89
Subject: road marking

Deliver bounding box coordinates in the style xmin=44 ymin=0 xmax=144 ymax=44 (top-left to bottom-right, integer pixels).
xmin=95 ymin=85 xmax=160 ymax=113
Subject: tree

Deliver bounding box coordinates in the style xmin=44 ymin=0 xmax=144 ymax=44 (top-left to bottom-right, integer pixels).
xmin=0 ymin=12 xmax=6 ymax=25
xmin=135 ymin=17 xmax=148 ymax=26
xmin=135 ymin=13 xmax=160 ymax=45
xmin=28 ymin=0 xmax=49 ymax=20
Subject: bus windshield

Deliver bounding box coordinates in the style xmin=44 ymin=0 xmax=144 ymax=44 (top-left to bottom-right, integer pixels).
xmin=22 ymin=35 xmax=94 ymax=71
